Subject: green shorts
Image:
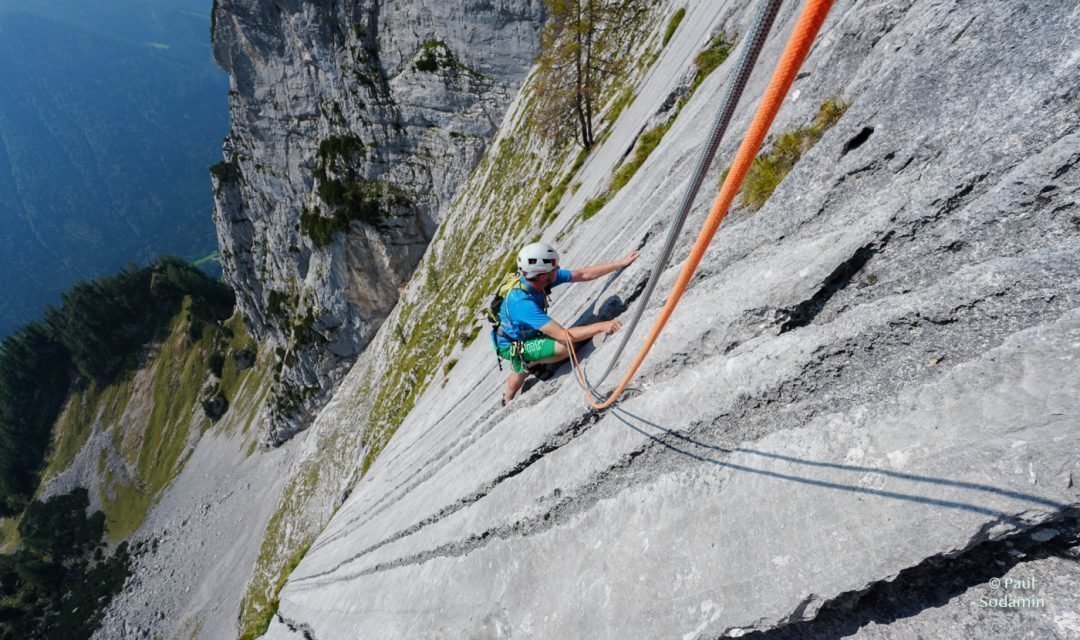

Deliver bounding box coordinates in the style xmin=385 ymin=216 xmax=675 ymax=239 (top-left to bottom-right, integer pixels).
xmin=497 ymin=336 xmax=559 ymax=374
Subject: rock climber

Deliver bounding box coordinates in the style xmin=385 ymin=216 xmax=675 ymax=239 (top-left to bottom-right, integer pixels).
xmin=494 ymin=241 xmax=638 ymax=405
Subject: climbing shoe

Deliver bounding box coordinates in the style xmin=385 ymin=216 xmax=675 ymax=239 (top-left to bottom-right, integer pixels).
xmin=527 ymin=363 xmax=556 ymax=381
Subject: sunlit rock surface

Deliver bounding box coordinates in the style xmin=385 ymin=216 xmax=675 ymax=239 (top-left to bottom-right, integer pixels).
xmin=263 ymin=0 xmax=1080 ymax=637
xmin=210 ymin=0 xmax=545 ymax=444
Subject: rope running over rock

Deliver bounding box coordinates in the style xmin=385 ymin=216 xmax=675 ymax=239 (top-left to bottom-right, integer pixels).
xmin=570 ymin=0 xmax=836 ymax=409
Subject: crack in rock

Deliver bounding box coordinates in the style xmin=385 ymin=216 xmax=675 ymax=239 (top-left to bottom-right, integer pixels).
xmin=840 ymin=126 xmax=875 ymax=157
xmin=776 ymin=235 xmax=890 ymax=334
xmin=278 ymin=612 xmax=318 ymax=640
xmin=898 ymin=171 xmax=990 ymax=240
xmin=725 ymin=509 xmax=1080 ymax=639
xmin=319 ymin=429 xmax=676 ymax=583
xmin=348 ymin=375 xmax=493 ymax=502
xmin=315 ymin=376 xmax=527 ymax=551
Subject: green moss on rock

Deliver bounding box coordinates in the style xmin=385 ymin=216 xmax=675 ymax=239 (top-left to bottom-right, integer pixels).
xmin=691 ymin=32 xmax=733 ymax=92
xmin=210 ymin=158 xmax=241 ymax=194
xmin=317 ymin=134 xmax=366 ymax=162
xmin=413 ymin=39 xmax=482 ymax=78
xmin=663 ymin=7 xmax=686 ymax=47
xmin=304 ymin=179 xmax=413 ymax=245
xmin=741 ymin=97 xmax=850 ymax=211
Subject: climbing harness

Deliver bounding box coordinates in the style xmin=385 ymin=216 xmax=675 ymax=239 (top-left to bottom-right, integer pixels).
xmin=570 ymin=0 xmax=835 ymax=409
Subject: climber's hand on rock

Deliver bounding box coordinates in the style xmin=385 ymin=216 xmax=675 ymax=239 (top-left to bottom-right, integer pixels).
xmin=601 ymin=320 xmax=622 ymax=335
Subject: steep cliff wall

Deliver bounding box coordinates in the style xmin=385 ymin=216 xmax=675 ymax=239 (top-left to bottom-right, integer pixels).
xmin=85 ymin=0 xmax=1078 ymax=638
xmin=210 ymin=0 xmax=545 ymax=444
xmin=257 ymin=0 xmax=1080 ymax=637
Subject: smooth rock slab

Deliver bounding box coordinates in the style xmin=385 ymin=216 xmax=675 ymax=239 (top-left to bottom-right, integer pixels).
xmin=259 ymin=0 xmax=1080 ymax=637
xmin=268 ymin=310 xmax=1079 ymax=638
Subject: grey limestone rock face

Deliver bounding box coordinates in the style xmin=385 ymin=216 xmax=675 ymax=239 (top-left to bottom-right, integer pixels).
xmin=261 ymin=0 xmax=1080 ymax=637
xmin=210 ymin=0 xmax=544 ymax=445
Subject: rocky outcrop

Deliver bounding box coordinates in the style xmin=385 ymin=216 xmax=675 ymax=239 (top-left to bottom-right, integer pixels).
xmin=259 ymin=0 xmax=1080 ymax=637
xmin=210 ymin=0 xmax=545 ymax=444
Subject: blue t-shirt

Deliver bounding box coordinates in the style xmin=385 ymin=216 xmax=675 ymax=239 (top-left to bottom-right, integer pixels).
xmin=495 ymin=269 xmax=572 ymax=349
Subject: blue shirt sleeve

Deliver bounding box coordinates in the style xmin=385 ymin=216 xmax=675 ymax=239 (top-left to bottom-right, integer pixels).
xmin=553 ymin=268 xmax=572 ymax=286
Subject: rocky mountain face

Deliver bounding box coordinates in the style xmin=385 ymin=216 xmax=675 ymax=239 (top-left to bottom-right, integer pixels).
xmin=251 ymin=0 xmax=1080 ymax=637
xmin=89 ymin=0 xmax=1079 ymax=638
xmin=210 ymin=0 xmax=545 ymax=445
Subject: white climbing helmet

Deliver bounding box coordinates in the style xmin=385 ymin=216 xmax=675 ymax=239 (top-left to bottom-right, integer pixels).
xmin=517 ymin=242 xmax=559 ymax=279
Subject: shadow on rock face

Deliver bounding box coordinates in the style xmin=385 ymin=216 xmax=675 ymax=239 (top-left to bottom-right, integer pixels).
xmin=612 ymin=407 xmax=1071 ymax=518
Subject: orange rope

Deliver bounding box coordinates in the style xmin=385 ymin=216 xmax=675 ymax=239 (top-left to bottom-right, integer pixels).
xmin=571 ymin=0 xmax=835 ymax=409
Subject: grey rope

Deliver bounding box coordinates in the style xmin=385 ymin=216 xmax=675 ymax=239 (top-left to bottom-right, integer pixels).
xmin=584 ymin=0 xmax=785 ymax=393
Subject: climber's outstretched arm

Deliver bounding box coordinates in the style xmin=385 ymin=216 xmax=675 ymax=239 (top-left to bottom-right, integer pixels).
xmin=570 ymin=251 xmax=639 ymax=282
xmin=540 ymin=319 xmax=622 ymax=345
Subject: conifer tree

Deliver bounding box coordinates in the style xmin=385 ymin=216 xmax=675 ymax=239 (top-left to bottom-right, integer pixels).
xmin=532 ymin=0 xmax=647 ymax=149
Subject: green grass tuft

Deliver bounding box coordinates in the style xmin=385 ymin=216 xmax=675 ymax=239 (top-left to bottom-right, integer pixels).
xmin=611 ymin=120 xmax=672 ymax=193
xmin=317 ymin=134 xmax=365 ymax=162
xmin=585 ymin=114 xmax=675 ymax=222
xmin=740 ymin=97 xmax=850 ymax=211
xmin=413 ymin=40 xmax=483 ymax=78
xmin=690 ymin=32 xmax=732 ymax=94
xmin=458 ymin=325 xmax=481 ymax=346
xmin=209 ymin=158 xmax=241 ymax=194
xmin=237 ymin=466 xmax=321 ymax=640
xmin=581 ymin=193 xmax=610 ymax=221
xmin=238 ymin=538 xmax=313 ymax=640
xmin=442 ymin=358 xmax=458 ymax=377
xmin=663 ymin=7 xmax=687 ymax=47
xmin=604 ymin=86 xmax=635 ymax=127
xmin=0 ymin=516 xmax=20 ymax=552
xmin=303 ymin=179 xmax=413 ymax=246
xmin=815 ymin=97 xmax=848 ymax=130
